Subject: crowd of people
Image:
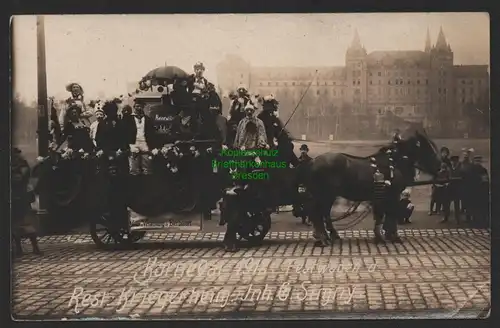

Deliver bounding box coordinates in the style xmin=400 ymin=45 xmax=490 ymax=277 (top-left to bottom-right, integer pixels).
xmin=11 ymin=62 xmax=490 ymax=256
xmin=428 ymin=146 xmax=490 ymax=228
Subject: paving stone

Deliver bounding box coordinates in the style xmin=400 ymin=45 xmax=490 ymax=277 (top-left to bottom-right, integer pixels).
xmin=12 ymin=229 xmax=490 ymax=319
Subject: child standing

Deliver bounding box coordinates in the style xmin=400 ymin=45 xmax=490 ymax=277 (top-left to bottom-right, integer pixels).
xmin=399 ymin=189 xmax=415 ymax=224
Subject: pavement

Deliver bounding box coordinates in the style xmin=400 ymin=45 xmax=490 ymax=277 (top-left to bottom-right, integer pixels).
xmin=12 ymin=224 xmax=490 ymax=320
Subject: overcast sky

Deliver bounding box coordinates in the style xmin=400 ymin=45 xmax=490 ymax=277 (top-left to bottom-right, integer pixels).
xmin=12 ymin=13 xmax=489 ymax=101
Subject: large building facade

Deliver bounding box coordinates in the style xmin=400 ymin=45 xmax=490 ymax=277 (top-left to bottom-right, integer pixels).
xmin=216 ymin=28 xmax=489 ymax=139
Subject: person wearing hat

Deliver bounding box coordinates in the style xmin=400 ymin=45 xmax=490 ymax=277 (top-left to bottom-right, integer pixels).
xmin=11 ymin=147 xmax=42 ymax=257
xmin=90 ymin=106 xmax=105 ymax=147
xmin=189 ymin=62 xmax=209 ymax=97
xmin=228 ymin=85 xmax=251 ymax=145
xmin=459 ymin=148 xmax=475 ymax=215
xmin=441 ymin=155 xmax=462 ymax=224
xmin=293 ymin=143 xmax=313 ymax=225
xmin=95 ymin=100 xmax=129 ymax=157
xmin=233 ymin=101 xmax=267 ymax=150
xmin=60 ymin=104 xmax=94 ymax=153
xmin=58 ymin=82 xmax=93 ymax=131
xmin=299 ymin=144 xmax=312 ymax=163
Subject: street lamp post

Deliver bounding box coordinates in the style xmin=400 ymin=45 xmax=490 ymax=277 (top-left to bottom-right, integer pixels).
xmin=36 ymin=15 xmax=49 ymax=223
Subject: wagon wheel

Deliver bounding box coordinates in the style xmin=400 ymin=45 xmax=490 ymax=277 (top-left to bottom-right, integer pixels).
xmin=89 ymin=214 xmax=145 ymax=248
xmin=236 ymin=211 xmax=271 ymax=246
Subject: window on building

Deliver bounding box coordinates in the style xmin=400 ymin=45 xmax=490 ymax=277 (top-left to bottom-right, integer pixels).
xmin=462 ymin=98 xmax=465 ymax=103
xmin=353 ymin=80 xmax=356 ymax=85
xmin=395 ymin=80 xmax=399 ymax=85
xmin=388 ymin=80 xmax=391 ymax=85
xmin=357 ymin=80 xmax=360 ymax=85
xmin=426 ymin=79 xmax=428 ymax=85
xmin=369 ymin=72 xmax=373 ymax=76
xmin=292 ymin=82 xmax=295 ymax=86
xmin=378 ymin=72 xmax=381 ymax=76
xmin=417 ymin=80 xmax=420 ymax=84
xmin=438 ymin=88 xmax=441 ymax=94
xmin=407 ymin=80 xmax=411 ymax=85
xmin=370 ymin=80 xmax=372 ymax=85
xmin=317 ymin=90 xmax=320 ymax=95
xmin=378 ymin=108 xmax=382 ymax=114
xmin=462 ymin=80 xmax=466 ymax=84
xmin=444 ymin=88 xmax=447 ymax=94
xmin=333 ymin=82 xmax=336 ymax=85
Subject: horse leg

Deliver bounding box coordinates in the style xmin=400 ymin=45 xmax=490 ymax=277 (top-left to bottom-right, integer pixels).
xmin=323 ymin=200 xmax=340 ymax=242
xmin=384 ymin=198 xmax=403 ymax=244
xmin=372 ymin=202 xmax=386 ymax=244
xmin=310 ymin=200 xmax=330 ymax=247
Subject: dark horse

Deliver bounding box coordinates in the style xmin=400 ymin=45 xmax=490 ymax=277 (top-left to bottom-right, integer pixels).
xmin=304 ymin=124 xmax=442 ymax=247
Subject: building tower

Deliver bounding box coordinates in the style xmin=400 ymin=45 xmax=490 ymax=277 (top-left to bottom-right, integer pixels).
xmin=425 ymin=28 xmax=432 ymax=53
xmin=429 ymin=26 xmax=454 ymax=132
xmin=345 ymin=29 xmax=368 ymax=116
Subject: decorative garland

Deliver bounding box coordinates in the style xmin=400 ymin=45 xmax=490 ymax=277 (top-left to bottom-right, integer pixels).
xmin=37 ymin=143 xmax=211 ymax=174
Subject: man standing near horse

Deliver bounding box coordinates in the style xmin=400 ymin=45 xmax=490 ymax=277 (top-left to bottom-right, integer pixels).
xmin=442 ymin=155 xmax=462 ymax=224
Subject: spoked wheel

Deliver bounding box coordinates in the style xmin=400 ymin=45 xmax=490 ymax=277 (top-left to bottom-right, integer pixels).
xmin=236 ymin=211 xmax=271 ymax=246
xmin=89 ymin=214 xmax=146 ymax=248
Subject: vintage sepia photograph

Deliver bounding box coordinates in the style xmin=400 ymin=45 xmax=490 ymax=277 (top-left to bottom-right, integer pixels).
xmin=11 ymin=13 xmax=490 ymax=320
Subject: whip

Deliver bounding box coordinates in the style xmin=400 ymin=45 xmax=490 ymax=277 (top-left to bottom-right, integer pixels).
xmin=278 ymin=69 xmax=319 ymax=139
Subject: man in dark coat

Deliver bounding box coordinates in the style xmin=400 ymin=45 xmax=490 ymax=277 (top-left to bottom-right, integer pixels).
xmin=459 ymin=148 xmax=474 ymax=215
xmin=95 ymin=101 xmax=128 ymax=153
xmin=11 ymin=148 xmax=42 ymax=257
xmin=298 ymin=144 xmax=312 ymax=163
xmin=442 ymin=155 xmax=462 ymax=224
xmin=466 ymin=155 xmax=490 ymax=227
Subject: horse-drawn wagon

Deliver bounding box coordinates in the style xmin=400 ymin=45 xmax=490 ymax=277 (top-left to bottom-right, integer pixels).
xmin=32 ymin=65 xmax=235 ymax=248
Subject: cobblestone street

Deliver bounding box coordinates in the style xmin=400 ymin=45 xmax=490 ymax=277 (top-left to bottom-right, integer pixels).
xmin=12 ymin=228 xmax=490 ymax=320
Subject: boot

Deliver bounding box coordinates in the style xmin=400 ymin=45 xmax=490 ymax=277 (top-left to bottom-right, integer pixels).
xmin=28 ymin=234 xmax=43 ymax=255
xmin=373 ymin=224 xmax=385 ymax=244
xmin=223 ymin=242 xmax=239 ymax=252
xmin=386 ymin=232 xmax=402 ymax=243
xmin=329 ymin=229 xmax=341 ymax=241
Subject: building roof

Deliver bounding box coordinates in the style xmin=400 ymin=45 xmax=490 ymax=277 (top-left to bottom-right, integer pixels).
xmin=251 ymin=66 xmax=345 ymax=80
xmin=453 ymin=65 xmax=489 ymax=78
xmin=366 ymin=50 xmax=430 ymax=68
